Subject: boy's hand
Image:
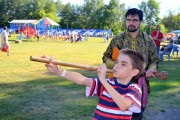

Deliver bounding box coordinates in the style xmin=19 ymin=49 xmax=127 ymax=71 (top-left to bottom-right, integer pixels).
xmin=97 ymin=63 xmax=107 ymax=83
xmin=41 ymin=55 xmax=59 ymax=74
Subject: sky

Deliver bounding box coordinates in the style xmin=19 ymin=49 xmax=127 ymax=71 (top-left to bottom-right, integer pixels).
xmin=60 ymin=0 xmax=180 ymax=18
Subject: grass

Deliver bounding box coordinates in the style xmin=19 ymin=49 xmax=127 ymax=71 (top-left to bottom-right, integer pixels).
xmin=0 ymin=35 xmax=180 ymax=120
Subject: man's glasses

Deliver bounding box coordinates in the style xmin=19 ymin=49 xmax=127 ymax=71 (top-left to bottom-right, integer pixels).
xmin=126 ymin=19 xmax=140 ymax=23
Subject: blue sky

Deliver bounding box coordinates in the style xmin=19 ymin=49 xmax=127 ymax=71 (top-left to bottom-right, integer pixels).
xmin=60 ymin=0 xmax=180 ymax=18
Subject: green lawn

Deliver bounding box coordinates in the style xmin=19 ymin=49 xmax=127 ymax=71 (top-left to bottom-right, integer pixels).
xmin=0 ymin=35 xmax=180 ymax=120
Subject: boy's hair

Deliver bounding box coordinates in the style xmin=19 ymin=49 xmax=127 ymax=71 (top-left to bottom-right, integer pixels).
xmin=120 ymin=48 xmax=146 ymax=80
xmin=125 ymin=8 xmax=143 ymax=21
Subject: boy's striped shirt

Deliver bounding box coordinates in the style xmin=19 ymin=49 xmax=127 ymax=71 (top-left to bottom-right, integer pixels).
xmin=86 ymin=78 xmax=142 ymax=120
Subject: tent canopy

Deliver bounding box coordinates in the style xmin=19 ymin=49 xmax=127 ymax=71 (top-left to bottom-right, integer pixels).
xmin=32 ymin=17 xmax=59 ymax=26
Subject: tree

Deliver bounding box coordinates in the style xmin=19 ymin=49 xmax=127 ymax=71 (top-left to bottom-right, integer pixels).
xmin=44 ymin=0 xmax=59 ymax=22
xmin=138 ymin=0 xmax=160 ymax=34
xmin=162 ymin=11 xmax=180 ymax=32
xmin=0 ymin=0 xmax=33 ymax=26
xmin=159 ymin=24 xmax=168 ymax=34
xmin=107 ymin=0 xmax=126 ymax=34
xmin=0 ymin=0 xmax=179 ymax=32
xmin=59 ymin=3 xmax=74 ymax=29
xmin=81 ymin=0 xmax=125 ymax=33
xmin=81 ymin=0 xmax=104 ymax=29
xmin=55 ymin=0 xmax=63 ymax=26
xmin=30 ymin=0 xmax=47 ymax=19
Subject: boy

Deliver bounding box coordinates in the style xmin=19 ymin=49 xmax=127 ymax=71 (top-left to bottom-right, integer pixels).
xmin=43 ymin=48 xmax=146 ymax=120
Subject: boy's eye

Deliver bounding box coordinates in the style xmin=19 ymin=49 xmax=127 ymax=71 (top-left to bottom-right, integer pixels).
xmin=122 ymin=63 xmax=126 ymax=66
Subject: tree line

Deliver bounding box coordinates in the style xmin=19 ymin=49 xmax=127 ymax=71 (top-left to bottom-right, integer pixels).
xmin=0 ymin=0 xmax=179 ymax=35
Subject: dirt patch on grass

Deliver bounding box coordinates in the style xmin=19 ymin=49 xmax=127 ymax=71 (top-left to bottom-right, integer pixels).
xmin=143 ymin=108 xmax=180 ymax=120
xmin=143 ymin=91 xmax=180 ymax=120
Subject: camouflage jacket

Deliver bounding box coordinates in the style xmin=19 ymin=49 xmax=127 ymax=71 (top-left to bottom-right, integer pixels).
xmin=102 ymin=31 xmax=159 ymax=71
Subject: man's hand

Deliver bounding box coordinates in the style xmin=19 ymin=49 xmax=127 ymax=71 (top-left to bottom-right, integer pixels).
xmin=146 ymin=70 xmax=157 ymax=78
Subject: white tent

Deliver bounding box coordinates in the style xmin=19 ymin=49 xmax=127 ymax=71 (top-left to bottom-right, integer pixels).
xmin=9 ymin=20 xmax=37 ymax=24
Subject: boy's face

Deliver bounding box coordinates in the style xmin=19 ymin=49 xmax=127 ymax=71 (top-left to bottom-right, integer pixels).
xmin=113 ymin=54 xmax=137 ymax=80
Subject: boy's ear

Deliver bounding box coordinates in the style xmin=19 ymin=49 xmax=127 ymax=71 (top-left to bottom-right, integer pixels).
xmin=131 ymin=69 xmax=139 ymax=77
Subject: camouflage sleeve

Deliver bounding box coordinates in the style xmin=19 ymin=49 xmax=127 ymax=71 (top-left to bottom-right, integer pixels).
xmin=102 ymin=32 xmax=124 ymax=69
xmin=147 ymin=36 xmax=159 ymax=70
xmin=102 ymin=37 xmax=116 ymax=69
xmin=102 ymin=34 xmax=123 ymax=69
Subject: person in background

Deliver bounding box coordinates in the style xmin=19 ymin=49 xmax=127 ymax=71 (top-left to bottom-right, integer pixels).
xmin=71 ymin=30 xmax=75 ymax=43
xmin=8 ymin=29 xmax=12 ymax=37
xmin=170 ymin=34 xmax=175 ymax=41
xmin=84 ymin=32 xmax=88 ymax=41
xmin=42 ymin=48 xmax=146 ymax=120
xmin=17 ymin=32 xmax=25 ymax=41
xmin=103 ymin=30 xmax=108 ymax=43
xmin=159 ymin=40 xmax=173 ymax=61
xmin=172 ymin=45 xmax=179 ymax=57
xmin=62 ymin=31 xmax=66 ymax=41
xmin=76 ymin=34 xmax=82 ymax=42
xmin=178 ymin=34 xmax=180 ymax=39
xmin=151 ymin=25 xmax=164 ymax=57
xmin=0 ymin=26 xmax=10 ymax=56
xmin=35 ymin=30 xmax=40 ymax=42
xmin=102 ymin=8 xmax=159 ymax=120
xmin=55 ymin=30 xmax=58 ymax=40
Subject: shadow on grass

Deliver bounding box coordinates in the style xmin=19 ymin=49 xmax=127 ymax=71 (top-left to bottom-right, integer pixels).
xmin=0 ymin=75 xmax=97 ymax=120
xmin=143 ymin=59 xmax=180 ymax=119
xmin=9 ymin=39 xmax=36 ymax=43
xmin=150 ymin=59 xmax=180 ymax=91
xmin=147 ymin=59 xmax=180 ymax=109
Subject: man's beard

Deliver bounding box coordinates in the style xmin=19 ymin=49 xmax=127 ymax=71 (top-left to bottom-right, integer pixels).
xmin=127 ymin=25 xmax=139 ymax=32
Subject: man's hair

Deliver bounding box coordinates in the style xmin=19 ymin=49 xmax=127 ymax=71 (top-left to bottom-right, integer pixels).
xmin=120 ymin=48 xmax=146 ymax=80
xmin=156 ymin=25 xmax=160 ymax=30
xmin=125 ymin=8 xmax=143 ymax=21
xmin=169 ymin=40 xmax=173 ymax=43
xmin=4 ymin=26 xmax=7 ymax=30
